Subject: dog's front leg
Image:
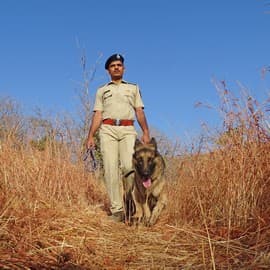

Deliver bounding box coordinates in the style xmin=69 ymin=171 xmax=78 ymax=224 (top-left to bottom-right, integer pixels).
xmin=132 ymin=191 xmax=143 ymax=224
xmin=149 ymin=192 xmax=167 ymax=226
xmin=142 ymin=202 xmax=151 ymax=226
xmin=133 ymin=204 xmax=143 ymax=225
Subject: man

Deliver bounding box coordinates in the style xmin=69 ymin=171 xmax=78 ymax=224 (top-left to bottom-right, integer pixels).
xmin=86 ymin=53 xmax=150 ymax=222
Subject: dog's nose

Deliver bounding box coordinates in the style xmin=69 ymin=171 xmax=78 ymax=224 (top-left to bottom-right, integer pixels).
xmin=142 ymin=171 xmax=150 ymax=178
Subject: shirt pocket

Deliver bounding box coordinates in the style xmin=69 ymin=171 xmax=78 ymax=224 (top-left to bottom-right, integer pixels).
xmin=123 ymin=91 xmax=135 ymax=107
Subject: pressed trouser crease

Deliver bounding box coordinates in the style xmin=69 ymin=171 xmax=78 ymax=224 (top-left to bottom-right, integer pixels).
xmin=99 ymin=125 xmax=136 ymax=214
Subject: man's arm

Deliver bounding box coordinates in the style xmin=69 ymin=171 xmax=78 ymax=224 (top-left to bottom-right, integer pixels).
xmin=135 ymin=107 xmax=150 ymax=144
xmin=86 ymin=110 xmax=103 ymax=149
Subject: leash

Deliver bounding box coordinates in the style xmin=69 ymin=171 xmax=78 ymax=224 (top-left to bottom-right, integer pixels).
xmin=83 ymin=148 xmax=98 ymax=172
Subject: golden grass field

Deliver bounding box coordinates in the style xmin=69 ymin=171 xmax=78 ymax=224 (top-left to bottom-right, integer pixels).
xmin=1 ymin=89 xmax=270 ymax=269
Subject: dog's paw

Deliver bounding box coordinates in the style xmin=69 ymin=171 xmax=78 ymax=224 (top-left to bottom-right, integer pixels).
xmin=124 ymin=215 xmax=133 ymax=226
xmin=142 ymin=216 xmax=151 ymax=227
xmin=148 ymin=214 xmax=158 ymax=226
xmin=132 ymin=213 xmax=143 ymax=225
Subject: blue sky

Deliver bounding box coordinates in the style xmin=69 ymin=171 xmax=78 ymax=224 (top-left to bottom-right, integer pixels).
xmin=0 ymin=0 xmax=270 ymax=142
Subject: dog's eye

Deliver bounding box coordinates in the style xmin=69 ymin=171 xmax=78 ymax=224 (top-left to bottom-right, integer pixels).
xmin=148 ymin=157 xmax=153 ymax=163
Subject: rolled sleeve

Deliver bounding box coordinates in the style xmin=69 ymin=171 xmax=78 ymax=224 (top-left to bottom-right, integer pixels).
xmin=93 ymin=88 xmax=103 ymax=112
xmin=134 ymin=85 xmax=144 ymax=108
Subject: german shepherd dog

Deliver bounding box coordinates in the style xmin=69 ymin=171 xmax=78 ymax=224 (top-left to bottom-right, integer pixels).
xmin=123 ymin=138 xmax=167 ymax=226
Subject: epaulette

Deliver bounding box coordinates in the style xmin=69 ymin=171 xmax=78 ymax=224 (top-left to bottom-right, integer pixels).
xmin=97 ymin=82 xmax=109 ymax=88
xmin=124 ymin=81 xmax=137 ymax=86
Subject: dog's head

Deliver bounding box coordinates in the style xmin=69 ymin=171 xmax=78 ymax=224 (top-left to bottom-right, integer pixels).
xmin=133 ymin=138 xmax=158 ymax=189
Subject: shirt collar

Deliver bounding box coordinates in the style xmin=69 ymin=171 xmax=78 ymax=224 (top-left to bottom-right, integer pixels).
xmin=107 ymin=80 xmax=127 ymax=85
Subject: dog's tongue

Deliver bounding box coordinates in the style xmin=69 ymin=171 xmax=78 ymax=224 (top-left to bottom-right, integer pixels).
xmin=143 ymin=178 xmax=152 ymax=188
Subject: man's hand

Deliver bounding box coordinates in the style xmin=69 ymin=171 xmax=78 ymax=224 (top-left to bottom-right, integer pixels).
xmin=86 ymin=136 xmax=95 ymax=149
xmin=141 ymin=133 xmax=150 ymax=144
xmin=85 ymin=111 xmax=102 ymax=149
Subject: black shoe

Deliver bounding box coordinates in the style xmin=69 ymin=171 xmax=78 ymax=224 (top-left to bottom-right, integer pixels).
xmin=108 ymin=211 xmax=124 ymax=222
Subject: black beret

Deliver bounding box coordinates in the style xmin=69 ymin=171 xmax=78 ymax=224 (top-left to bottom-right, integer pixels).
xmin=105 ymin=54 xmax=124 ymax=69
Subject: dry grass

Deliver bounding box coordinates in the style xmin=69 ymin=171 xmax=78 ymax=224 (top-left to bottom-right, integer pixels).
xmin=1 ymin=88 xmax=270 ymax=269
xmin=1 ymin=139 xmax=270 ymax=269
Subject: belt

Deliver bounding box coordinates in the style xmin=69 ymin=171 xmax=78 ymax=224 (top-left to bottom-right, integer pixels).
xmin=102 ymin=118 xmax=134 ymax=126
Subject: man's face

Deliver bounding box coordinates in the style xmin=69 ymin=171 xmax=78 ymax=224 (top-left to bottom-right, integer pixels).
xmin=107 ymin=60 xmax=125 ymax=80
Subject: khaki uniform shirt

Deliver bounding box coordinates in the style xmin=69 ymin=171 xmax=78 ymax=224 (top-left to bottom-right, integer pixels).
xmin=93 ymin=80 xmax=144 ymax=120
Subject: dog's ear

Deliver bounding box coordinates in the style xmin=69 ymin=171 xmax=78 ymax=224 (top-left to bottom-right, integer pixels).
xmin=135 ymin=138 xmax=142 ymax=148
xmin=149 ymin=137 xmax=157 ymax=149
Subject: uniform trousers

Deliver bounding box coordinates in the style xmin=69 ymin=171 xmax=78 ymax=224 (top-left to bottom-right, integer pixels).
xmin=99 ymin=124 xmax=137 ymax=214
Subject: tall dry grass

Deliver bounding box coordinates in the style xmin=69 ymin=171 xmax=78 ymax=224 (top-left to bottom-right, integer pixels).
xmin=1 ymin=84 xmax=270 ymax=269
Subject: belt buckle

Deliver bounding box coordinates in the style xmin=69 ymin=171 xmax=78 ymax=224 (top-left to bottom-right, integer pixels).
xmin=115 ymin=119 xmax=121 ymax=126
